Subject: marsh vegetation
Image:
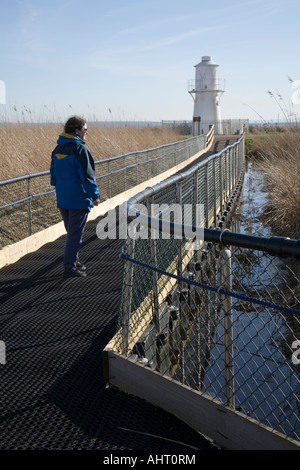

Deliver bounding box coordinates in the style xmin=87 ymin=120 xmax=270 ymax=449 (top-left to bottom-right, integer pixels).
xmin=246 ymin=126 xmax=300 ymax=239
xmin=0 ymin=111 xmax=182 ymax=180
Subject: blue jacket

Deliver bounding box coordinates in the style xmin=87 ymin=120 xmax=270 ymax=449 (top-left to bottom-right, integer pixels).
xmin=50 ymin=132 xmax=100 ymax=210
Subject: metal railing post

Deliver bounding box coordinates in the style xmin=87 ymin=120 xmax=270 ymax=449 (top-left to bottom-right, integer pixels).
xmin=124 ymin=160 xmax=127 ymax=191
xmin=176 ymin=182 xmax=183 ymax=289
xmin=204 ymin=163 xmax=209 ymax=228
xmin=213 ymin=159 xmax=217 ymax=224
xmin=107 ymin=160 xmax=111 ymax=199
xmin=228 ymin=148 xmax=232 ymax=193
xmin=122 ymin=236 xmax=135 ymax=356
xmin=219 ymin=154 xmax=223 ymax=216
xmin=27 ymin=177 xmax=32 ymax=236
xmin=193 ymin=170 xmax=198 ymax=227
xmin=148 ymin=197 xmax=160 ymax=332
xmin=224 ymin=150 xmax=228 ymax=200
xmin=220 ymin=247 xmax=235 ymax=408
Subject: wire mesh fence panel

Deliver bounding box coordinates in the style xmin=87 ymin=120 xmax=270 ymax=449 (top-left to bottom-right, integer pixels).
xmin=113 ymin=134 xmax=300 ymax=444
xmin=29 ymin=194 xmax=60 ymax=234
xmin=94 ymin=159 xmax=109 ymax=179
xmin=117 ymin=233 xmax=300 ymax=442
xmin=0 ymin=135 xmax=208 ymax=248
xmin=191 ymin=245 xmax=300 ymax=441
xmin=0 ymin=202 xmax=31 ymax=247
xmin=0 ymin=173 xmax=58 ymax=248
xmin=214 ymin=159 xmax=221 ymax=217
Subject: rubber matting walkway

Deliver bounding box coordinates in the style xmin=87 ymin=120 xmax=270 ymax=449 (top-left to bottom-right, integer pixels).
xmin=0 ymin=218 xmax=215 ymax=452
xmin=0 ymin=137 xmax=237 ymax=452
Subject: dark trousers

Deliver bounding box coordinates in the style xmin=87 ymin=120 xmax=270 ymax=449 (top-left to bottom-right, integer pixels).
xmin=59 ymin=208 xmax=89 ymax=269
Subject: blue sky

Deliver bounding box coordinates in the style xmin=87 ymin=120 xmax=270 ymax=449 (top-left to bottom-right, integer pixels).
xmin=0 ymin=0 xmax=299 ymax=123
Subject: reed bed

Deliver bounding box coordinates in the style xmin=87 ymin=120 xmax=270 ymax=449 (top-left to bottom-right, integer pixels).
xmin=0 ymin=119 xmax=182 ymax=180
xmin=250 ymin=128 xmax=300 ymax=239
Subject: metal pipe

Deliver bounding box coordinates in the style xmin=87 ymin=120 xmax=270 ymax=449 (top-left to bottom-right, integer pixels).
xmin=126 ymin=135 xmax=245 ymax=214
xmin=122 ymin=237 xmax=135 ymax=355
xmin=27 ymin=178 xmax=32 ymax=236
xmin=220 ymin=248 xmax=235 ymax=408
xmin=127 ymin=212 xmax=300 ymax=260
xmin=148 ymin=197 xmax=160 ymax=332
xmin=176 ymin=182 xmax=183 ymax=290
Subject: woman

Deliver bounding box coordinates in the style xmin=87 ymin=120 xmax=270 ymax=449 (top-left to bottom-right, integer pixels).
xmin=50 ymin=116 xmax=100 ymax=277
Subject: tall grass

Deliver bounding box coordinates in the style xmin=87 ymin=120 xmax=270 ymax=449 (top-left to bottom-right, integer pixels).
xmin=250 ymin=128 xmax=300 ymax=239
xmin=0 ymin=111 xmax=183 ymax=180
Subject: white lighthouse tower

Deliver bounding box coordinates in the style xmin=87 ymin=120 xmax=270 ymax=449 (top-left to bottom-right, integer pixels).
xmin=188 ymin=56 xmax=224 ymax=135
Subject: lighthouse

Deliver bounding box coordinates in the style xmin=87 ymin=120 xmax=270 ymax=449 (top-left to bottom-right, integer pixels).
xmin=188 ymin=56 xmax=224 ymax=135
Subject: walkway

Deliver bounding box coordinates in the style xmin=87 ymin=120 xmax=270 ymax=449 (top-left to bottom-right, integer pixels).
xmin=0 ymin=136 xmax=238 ymax=452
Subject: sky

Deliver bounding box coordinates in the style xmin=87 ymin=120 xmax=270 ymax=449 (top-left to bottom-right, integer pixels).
xmin=0 ymin=0 xmax=299 ymax=123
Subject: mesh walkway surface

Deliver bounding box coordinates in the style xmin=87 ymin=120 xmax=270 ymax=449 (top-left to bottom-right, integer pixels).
xmin=0 ymin=137 xmax=237 ymax=452
xmin=0 ymin=218 xmax=214 ymax=452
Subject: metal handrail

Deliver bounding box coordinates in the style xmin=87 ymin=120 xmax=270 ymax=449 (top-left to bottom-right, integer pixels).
xmin=0 ymin=132 xmax=209 ymax=246
xmin=126 ymin=133 xmax=244 ymax=211
xmin=113 ymin=132 xmax=300 ymax=447
xmin=0 ymin=134 xmax=206 ymax=187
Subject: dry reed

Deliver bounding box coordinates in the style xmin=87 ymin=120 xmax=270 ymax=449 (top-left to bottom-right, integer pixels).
xmin=0 ymin=118 xmax=182 ymax=180
xmin=252 ymin=128 xmax=300 ymax=238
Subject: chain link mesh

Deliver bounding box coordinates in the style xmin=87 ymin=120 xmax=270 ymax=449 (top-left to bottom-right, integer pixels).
xmin=116 ymin=224 xmax=300 ymax=443
xmin=0 ymin=135 xmax=207 ymax=249
xmin=112 ymin=136 xmax=300 ymax=444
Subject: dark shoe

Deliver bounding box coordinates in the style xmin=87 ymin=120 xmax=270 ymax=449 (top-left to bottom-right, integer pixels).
xmin=76 ymin=261 xmax=86 ymax=271
xmin=64 ymin=268 xmax=87 ymax=278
